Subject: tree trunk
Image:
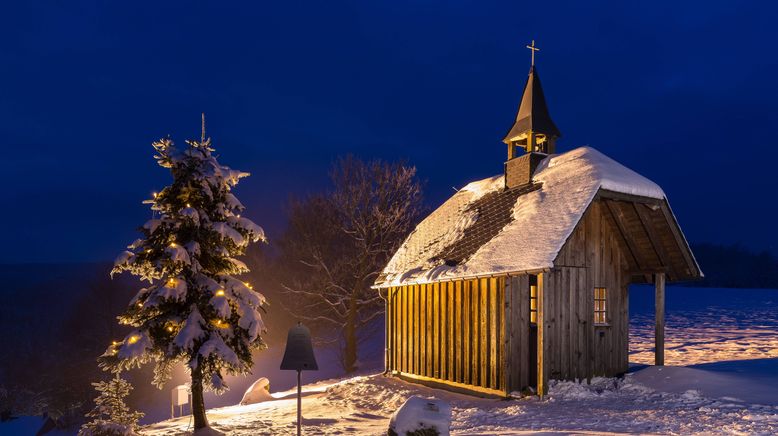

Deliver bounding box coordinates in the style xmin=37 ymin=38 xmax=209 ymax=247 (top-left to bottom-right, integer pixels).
xmin=343 ymin=298 xmax=358 ymax=373
xmin=191 ymin=364 xmax=209 ymax=429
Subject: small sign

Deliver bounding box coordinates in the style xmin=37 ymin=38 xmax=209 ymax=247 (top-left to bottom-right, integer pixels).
xmin=171 ymin=385 xmax=189 ymax=406
xmin=280 ymin=323 xmax=319 ymax=371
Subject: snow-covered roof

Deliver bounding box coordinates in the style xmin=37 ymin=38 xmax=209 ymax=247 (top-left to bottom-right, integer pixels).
xmin=376 ymin=146 xmax=668 ymax=288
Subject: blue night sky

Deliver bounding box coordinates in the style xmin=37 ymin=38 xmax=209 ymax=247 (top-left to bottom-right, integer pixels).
xmin=2 ymin=1 xmax=777 ymax=263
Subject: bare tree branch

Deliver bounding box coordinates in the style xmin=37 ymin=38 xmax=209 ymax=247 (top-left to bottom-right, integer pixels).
xmin=267 ymin=156 xmax=423 ymax=372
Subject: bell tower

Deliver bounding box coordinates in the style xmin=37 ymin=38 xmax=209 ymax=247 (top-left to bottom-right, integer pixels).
xmin=503 ymin=40 xmax=561 ymax=158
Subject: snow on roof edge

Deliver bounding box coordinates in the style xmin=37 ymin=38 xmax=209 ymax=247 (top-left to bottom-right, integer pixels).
xmin=376 ymin=146 xmax=673 ymax=288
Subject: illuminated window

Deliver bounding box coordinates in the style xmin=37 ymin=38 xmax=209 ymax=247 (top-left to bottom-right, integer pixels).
xmin=594 ymin=287 xmax=607 ymax=325
xmin=529 ymin=275 xmax=538 ymax=324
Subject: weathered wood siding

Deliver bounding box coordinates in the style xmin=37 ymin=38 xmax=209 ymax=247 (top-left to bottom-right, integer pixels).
xmin=503 ymin=200 xmax=630 ymax=392
xmin=387 ymin=277 xmax=506 ymax=395
xmin=388 ymin=199 xmax=631 ymax=395
xmin=504 ymin=274 xmax=531 ymax=392
xmin=550 ymin=200 xmax=630 ymax=379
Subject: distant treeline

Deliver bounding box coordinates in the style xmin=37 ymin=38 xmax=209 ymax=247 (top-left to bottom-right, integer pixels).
xmin=687 ymin=243 xmax=778 ymax=289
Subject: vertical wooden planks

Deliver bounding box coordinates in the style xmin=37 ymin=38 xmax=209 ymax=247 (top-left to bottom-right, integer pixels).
xmin=387 ymin=277 xmax=509 ymax=394
xmin=421 ymin=284 xmax=427 ymax=376
xmin=472 ymin=279 xmax=479 ymax=386
xmin=479 ymin=278 xmax=488 ymax=388
xmin=498 ymin=277 xmax=507 ymax=392
xmin=446 ymin=281 xmax=453 ymax=382
xmin=415 ymin=284 xmax=421 ymax=375
xmin=390 ymin=287 xmax=396 ymax=372
xmin=536 ymin=272 xmax=548 ymax=396
xmin=439 ymin=282 xmax=446 ymax=380
xmin=490 ymin=277 xmax=499 ymax=389
xmin=462 ymin=281 xmax=466 ymax=383
xmin=561 ymin=269 xmax=570 ymax=380
xmin=454 ymin=281 xmax=465 ymax=383
xmin=429 ymin=283 xmax=434 ymax=377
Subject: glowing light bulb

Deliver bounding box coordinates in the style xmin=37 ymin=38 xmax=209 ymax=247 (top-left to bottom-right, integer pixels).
xmin=127 ymin=335 xmax=140 ymax=344
xmin=167 ymin=326 xmax=173 ymax=332
xmin=137 ymin=302 xmax=143 ymax=308
xmin=152 ymin=192 xmax=158 ymax=198
xmin=167 ymin=278 xmax=176 ymax=287
xmin=169 ymin=242 xmax=177 ymax=248
xmin=112 ymin=341 xmax=119 ymax=346
xmin=215 ymin=289 xmax=225 ymax=297
xmin=212 ymin=319 xmax=229 ymax=329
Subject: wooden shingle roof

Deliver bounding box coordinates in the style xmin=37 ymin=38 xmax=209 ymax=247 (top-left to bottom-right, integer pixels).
xmin=375 ymin=147 xmax=701 ymax=288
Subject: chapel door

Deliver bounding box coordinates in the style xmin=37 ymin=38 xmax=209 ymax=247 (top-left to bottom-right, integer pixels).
xmin=528 ymin=274 xmax=539 ymax=390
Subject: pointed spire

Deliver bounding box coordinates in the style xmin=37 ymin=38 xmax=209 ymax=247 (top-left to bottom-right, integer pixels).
xmin=502 ymin=66 xmax=561 ymax=146
xmin=503 ymin=41 xmax=561 ymax=156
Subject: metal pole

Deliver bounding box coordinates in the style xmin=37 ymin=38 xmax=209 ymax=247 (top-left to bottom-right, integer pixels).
xmin=297 ymin=369 xmax=302 ymax=436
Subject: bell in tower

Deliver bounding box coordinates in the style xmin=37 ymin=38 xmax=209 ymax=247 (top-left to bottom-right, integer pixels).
xmin=503 ymin=41 xmax=561 ymax=158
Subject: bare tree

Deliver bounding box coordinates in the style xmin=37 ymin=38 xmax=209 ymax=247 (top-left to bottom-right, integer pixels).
xmin=273 ymin=156 xmax=423 ymax=372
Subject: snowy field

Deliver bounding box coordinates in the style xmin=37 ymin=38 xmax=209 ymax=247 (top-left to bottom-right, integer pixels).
xmin=140 ymin=286 xmax=778 ymax=435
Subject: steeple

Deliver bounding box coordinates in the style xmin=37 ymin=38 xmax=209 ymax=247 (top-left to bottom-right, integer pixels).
xmin=503 ymin=41 xmax=561 ymax=158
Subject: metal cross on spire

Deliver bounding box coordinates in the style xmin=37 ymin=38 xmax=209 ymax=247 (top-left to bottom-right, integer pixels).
xmin=526 ymin=40 xmax=540 ymax=67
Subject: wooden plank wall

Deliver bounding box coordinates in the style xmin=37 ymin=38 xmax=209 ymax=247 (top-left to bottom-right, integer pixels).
xmin=387 ymin=277 xmax=506 ymax=394
xmin=388 ymin=199 xmax=631 ymax=395
xmin=551 ymin=200 xmax=630 ymax=380
xmin=505 ymin=274 xmax=530 ymax=393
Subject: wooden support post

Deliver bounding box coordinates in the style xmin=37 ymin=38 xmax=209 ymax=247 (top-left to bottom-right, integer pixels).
xmin=655 ymin=272 xmax=665 ymax=366
xmin=384 ymin=289 xmax=390 ymax=373
xmin=536 ymin=272 xmax=548 ymax=397
xmin=526 ymin=131 xmax=536 ymax=153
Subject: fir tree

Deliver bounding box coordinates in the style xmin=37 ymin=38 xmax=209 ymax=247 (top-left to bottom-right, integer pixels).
xmin=102 ymin=119 xmax=268 ymax=429
xmin=79 ymin=374 xmax=144 ymax=436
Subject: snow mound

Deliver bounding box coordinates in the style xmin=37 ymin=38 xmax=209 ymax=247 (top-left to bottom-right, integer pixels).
xmin=389 ymin=396 xmax=452 ymax=436
xmin=240 ymin=377 xmax=273 ymax=405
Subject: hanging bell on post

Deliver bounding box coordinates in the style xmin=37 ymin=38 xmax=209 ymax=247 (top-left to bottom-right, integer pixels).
xmin=280 ymin=322 xmax=319 ymax=371
xmin=280 ymin=322 xmax=318 ymax=436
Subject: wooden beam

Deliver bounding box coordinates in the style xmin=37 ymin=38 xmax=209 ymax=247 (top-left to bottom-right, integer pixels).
xmin=597 ymin=189 xmax=663 ymax=206
xmin=604 ymin=200 xmax=650 ymax=282
xmin=633 ymin=203 xmax=674 ymax=280
xmin=655 ymin=272 xmax=665 ymax=366
xmin=659 ymin=202 xmax=700 ymax=280
xmin=395 ymin=371 xmax=507 ymax=398
xmin=536 ymin=272 xmax=548 ymax=397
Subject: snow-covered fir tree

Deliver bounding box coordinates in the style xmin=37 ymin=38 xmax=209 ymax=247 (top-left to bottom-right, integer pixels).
xmin=79 ymin=374 xmax=144 ymax=436
xmin=102 ymin=121 xmax=268 ymax=430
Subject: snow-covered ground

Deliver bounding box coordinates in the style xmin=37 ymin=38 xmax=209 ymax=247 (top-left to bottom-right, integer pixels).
xmin=141 ymin=286 xmax=778 ymax=435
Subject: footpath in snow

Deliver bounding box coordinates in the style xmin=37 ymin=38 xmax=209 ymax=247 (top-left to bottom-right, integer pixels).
xmin=143 ymin=363 xmax=778 ymax=435
xmin=143 ymin=287 xmax=778 ymax=435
